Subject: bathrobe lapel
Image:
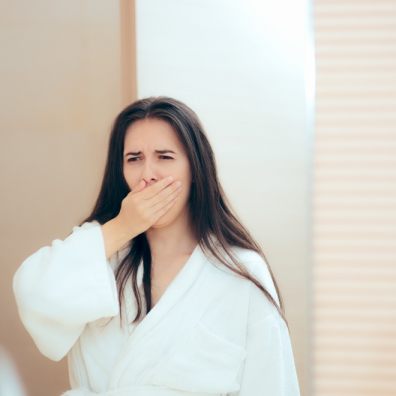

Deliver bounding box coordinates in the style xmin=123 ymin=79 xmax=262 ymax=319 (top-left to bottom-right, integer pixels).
xmin=109 ymin=242 xmax=209 ymax=388
xmin=131 ymin=242 xmax=205 ymax=341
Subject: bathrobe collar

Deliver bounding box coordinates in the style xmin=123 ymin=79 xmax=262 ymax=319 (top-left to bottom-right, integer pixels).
xmin=109 ymin=242 xmax=209 ymax=387
xmin=132 ymin=241 xmax=206 ymax=341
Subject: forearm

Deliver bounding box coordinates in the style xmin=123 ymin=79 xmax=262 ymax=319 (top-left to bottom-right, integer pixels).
xmin=101 ymin=217 xmax=135 ymax=259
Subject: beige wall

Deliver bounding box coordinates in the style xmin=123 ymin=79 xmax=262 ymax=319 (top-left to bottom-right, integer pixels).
xmin=0 ymin=1 xmax=136 ymax=395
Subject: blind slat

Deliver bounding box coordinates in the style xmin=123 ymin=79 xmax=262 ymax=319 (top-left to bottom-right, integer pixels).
xmin=313 ymin=1 xmax=396 ymax=394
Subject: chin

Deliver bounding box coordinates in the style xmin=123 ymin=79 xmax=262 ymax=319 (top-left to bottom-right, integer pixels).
xmin=150 ymin=212 xmax=177 ymax=229
xmin=151 ymin=203 xmax=185 ymax=229
xmin=149 ymin=219 xmax=174 ymax=230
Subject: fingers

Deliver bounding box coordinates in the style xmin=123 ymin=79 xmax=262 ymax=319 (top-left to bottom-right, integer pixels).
xmin=133 ymin=179 xmax=147 ymax=193
xmin=152 ymin=188 xmax=180 ymax=221
xmin=137 ymin=176 xmax=174 ymax=200
xmin=150 ymin=181 xmax=182 ymax=212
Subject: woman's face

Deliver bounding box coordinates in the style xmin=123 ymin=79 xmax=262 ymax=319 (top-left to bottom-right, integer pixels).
xmin=123 ymin=117 xmax=192 ymax=228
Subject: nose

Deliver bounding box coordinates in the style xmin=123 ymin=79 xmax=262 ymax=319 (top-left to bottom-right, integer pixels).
xmin=143 ymin=178 xmax=157 ymax=187
xmin=141 ymin=159 xmax=158 ymax=186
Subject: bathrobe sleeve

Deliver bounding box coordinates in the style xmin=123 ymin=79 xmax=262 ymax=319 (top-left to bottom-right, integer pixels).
xmin=12 ymin=221 xmax=120 ymax=362
xmin=236 ymin=313 xmax=301 ymax=395
xmin=235 ymin=251 xmax=301 ymax=395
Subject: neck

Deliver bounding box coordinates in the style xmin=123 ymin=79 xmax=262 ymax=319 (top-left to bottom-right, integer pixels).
xmin=145 ymin=208 xmax=198 ymax=261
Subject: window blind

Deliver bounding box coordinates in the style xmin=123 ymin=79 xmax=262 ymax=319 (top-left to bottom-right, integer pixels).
xmin=313 ymin=1 xmax=396 ymax=395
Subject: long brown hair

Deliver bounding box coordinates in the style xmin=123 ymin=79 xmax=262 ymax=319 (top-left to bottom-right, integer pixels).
xmin=79 ymin=96 xmax=289 ymax=331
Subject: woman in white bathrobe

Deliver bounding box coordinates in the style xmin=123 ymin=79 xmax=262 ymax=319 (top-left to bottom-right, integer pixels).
xmin=13 ymin=96 xmax=301 ymax=396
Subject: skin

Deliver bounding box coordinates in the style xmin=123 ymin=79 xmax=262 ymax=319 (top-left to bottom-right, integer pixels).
xmin=122 ymin=118 xmax=198 ymax=300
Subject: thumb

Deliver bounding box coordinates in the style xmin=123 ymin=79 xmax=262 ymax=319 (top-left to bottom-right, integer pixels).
xmin=132 ymin=179 xmax=147 ymax=194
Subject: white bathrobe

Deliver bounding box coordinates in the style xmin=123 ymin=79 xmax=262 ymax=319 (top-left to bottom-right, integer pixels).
xmin=13 ymin=221 xmax=301 ymax=396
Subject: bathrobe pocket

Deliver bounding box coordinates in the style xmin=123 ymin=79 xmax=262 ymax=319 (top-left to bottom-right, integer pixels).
xmin=149 ymin=321 xmax=247 ymax=394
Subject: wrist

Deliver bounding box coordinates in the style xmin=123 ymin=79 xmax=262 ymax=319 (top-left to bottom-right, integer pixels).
xmin=101 ymin=216 xmax=133 ymax=259
xmin=110 ymin=215 xmax=133 ymax=243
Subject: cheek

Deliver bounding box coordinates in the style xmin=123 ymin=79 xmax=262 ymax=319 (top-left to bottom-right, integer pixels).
xmin=179 ymin=173 xmax=192 ymax=191
xmin=123 ymin=167 xmax=137 ymax=186
xmin=177 ymin=184 xmax=192 ymax=206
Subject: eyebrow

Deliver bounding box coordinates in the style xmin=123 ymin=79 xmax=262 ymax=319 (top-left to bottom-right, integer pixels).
xmin=124 ymin=149 xmax=176 ymax=157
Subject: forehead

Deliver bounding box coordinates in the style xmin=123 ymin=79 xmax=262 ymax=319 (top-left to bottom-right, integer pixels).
xmin=124 ymin=118 xmax=181 ymax=148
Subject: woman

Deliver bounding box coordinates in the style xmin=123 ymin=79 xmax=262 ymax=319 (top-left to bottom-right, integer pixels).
xmin=13 ymin=96 xmax=301 ymax=395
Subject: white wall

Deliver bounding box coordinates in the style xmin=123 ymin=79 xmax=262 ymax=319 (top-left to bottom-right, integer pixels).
xmin=135 ymin=1 xmax=315 ymax=394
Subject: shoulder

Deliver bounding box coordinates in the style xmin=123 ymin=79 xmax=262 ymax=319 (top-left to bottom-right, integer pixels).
xmin=201 ymin=242 xmax=283 ymax=334
xmin=218 ymin=244 xmax=282 ymax=319
xmin=204 ymin=239 xmax=279 ymax=304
